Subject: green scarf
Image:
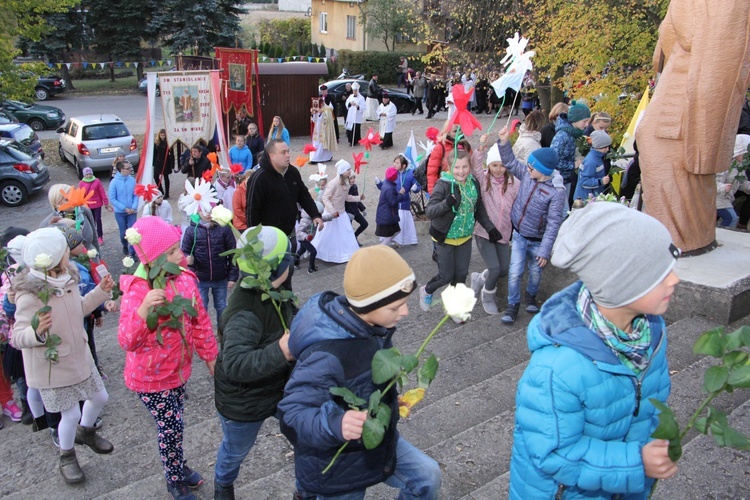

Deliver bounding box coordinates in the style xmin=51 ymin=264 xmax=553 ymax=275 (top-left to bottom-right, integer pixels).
xmin=82 ymin=175 xmax=96 ymax=182
xmin=440 ymin=172 xmax=477 ymax=239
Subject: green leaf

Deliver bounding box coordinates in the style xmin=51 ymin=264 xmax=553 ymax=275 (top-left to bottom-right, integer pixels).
xmin=162 ymin=262 xmax=182 ymax=275
xmin=397 ymin=373 xmax=408 ymax=391
xmin=418 ymin=354 xmax=439 ymax=388
xmin=727 ymin=365 xmax=750 ymax=388
xmin=155 ymin=306 xmax=171 ymax=316
xmin=704 ymin=366 xmax=729 ymax=393
xmin=736 ymin=326 xmax=750 ymax=347
xmin=694 ymin=417 xmax=709 ymax=434
xmin=371 ymin=348 xmax=403 ymax=384
xmin=329 ymin=387 xmax=366 ymax=408
xmin=719 ymin=425 xmax=750 ymax=450
xmin=38 ymin=305 xmax=52 ymax=314
xmin=155 ymin=328 xmax=164 ymax=345
xmin=362 ymin=417 xmax=385 ymax=450
xmin=184 ymin=304 xmax=198 ymax=317
xmin=667 ymin=439 xmax=683 ymax=462
xmin=693 ymin=327 xmax=726 ymax=358
xmin=376 ymin=403 xmax=391 ymax=427
xmin=368 ymin=390 xmax=382 ymax=415
xmin=48 ymin=334 xmax=61 ymax=346
xmin=649 ymin=399 xmax=680 ymax=440
xmin=30 ymin=314 xmax=39 ymax=331
xmin=401 ymin=354 xmax=419 ymax=373
xmin=723 ymin=350 xmax=750 ymax=369
xmin=146 ymin=310 xmax=159 ymax=331
xmin=148 ymin=264 xmax=161 ymax=280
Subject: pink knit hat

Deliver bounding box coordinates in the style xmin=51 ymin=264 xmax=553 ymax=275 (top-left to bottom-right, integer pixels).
xmin=385 ymin=167 xmax=399 ymax=182
xmin=131 ymin=216 xmax=181 ymax=264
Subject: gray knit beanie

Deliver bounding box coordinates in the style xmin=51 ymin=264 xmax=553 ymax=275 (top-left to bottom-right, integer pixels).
xmin=551 ymin=203 xmax=681 ymax=308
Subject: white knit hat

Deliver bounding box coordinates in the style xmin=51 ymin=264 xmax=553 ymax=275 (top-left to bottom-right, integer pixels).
xmin=486 ymin=144 xmax=502 ymax=165
xmin=22 ymin=227 xmax=68 ymax=269
xmin=336 ymin=159 xmax=352 ymax=176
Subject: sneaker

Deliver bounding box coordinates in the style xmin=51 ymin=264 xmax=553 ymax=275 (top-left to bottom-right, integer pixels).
xmin=308 ymin=266 xmax=318 ymax=274
xmin=293 ymin=258 xmax=300 ymax=270
xmin=50 ymin=427 xmax=60 ymax=448
xmin=97 ymin=365 xmax=108 ymax=381
xmin=167 ymin=481 xmax=197 ymax=500
xmin=98 ymin=237 xmax=104 ymax=245
xmin=3 ymin=400 xmax=22 ymax=422
xmin=525 ymin=293 xmax=540 ymax=314
xmin=182 ymin=464 xmax=203 ymax=488
xmin=419 ymin=286 xmax=433 ymax=312
xmin=501 ymin=303 xmax=520 ymax=324
xmin=93 ymin=416 xmax=103 ymax=429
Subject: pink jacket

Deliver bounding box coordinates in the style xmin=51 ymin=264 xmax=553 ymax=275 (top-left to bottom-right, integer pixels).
xmin=471 ymin=149 xmax=520 ymax=244
xmin=118 ymin=270 xmax=218 ymax=393
xmin=79 ymin=178 xmax=109 ymax=209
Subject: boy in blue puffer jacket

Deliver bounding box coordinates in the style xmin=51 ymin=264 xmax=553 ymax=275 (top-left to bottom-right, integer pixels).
xmin=495 ymin=126 xmax=565 ymax=324
xmin=573 ymin=130 xmax=612 ymax=202
xmin=510 ymin=202 xmax=681 ymax=500
xmin=279 ymin=246 xmax=441 ymax=499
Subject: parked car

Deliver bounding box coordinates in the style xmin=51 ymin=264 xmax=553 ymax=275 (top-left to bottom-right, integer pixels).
xmin=138 ymin=69 xmax=175 ymax=97
xmin=0 ymin=123 xmax=43 ymax=159
xmin=0 ymin=109 xmax=19 ymax=125
xmin=0 ymin=139 xmax=50 ymax=207
xmin=34 ymin=74 xmax=67 ymax=101
xmin=1 ymin=99 xmax=66 ymax=131
xmin=57 ymin=114 xmax=139 ymax=179
xmin=319 ymin=79 xmax=416 ymax=116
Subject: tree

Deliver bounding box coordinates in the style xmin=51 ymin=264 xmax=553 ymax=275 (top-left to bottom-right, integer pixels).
xmin=258 ymin=18 xmax=310 ymax=53
xmin=358 ymin=0 xmax=421 ymax=52
xmin=0 ymin=0 xmax=77 ymax=100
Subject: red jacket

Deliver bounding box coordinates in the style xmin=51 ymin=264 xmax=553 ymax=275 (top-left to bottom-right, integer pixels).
xmin=79 ymin=177 xmax=109 ymax=209
xmin=427 ymin=140 xmax=455 ymax=194
xmin=118 ymin=270 xmax=218 ymax=393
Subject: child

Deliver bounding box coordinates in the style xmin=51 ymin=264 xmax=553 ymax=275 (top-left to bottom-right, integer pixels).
xmin=310 ymin=160 xmax=364 ymax=263
xmin=512 ymin=110 xmax=545 ymax=163
xmin=182 ymin=208 xmax=238 ymax=323
xmin=142 ymin=189 xmax=174 ymax=225
xmin=228 ymin=135 xmax=253 ymax=173
xmin=214 ymin=168 xmax=236 ymax=211
xmin=177 ymin=177 xmax=197 ymax=240
xmin=213 ymin=226 xmax=296 ymax=500
xmin=279 ymin=245 xmax=442 ymax=499
xmin=78 ymin=167 xmax=111 ymax=245
xmin=510 ymin=202 xmax=681 ymax=499
xmin=295 ymin=201 xmax=333 ymax=274
xmin=232 ymin=170 xmax=253 ymax=232
xmin=419 ymin=150 xmax=501 ymax=315
xmin=11 ymin=227 xmax=114 ymax=484
xmin=118 ymin=216 xmax=218 ymax=500
xmin=551 ymin=101 xmax=591 ymax=210
xmin=716 ymin=134 xmax=750 ymax=227
xmin=470 ymin=139 xmax=520 ymax=314
xmin=573 ymin=130 xmax=612 ymax=201
xmin=375 ymin=166 xmax=409 ymax=246
xmin=344 ymin=172 xmax=368 ymax=244
xmin=391 ymin=154 xmax=421 ymax=246
xmin=109 ymin=162 xmax=139 ymax=257
xmin=496 ymin=126 xmax=565 ymax=324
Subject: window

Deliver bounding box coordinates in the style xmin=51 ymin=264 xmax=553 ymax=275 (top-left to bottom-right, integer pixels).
xmin=319 ymin=12 xmax=328 ymax=33
xmin=346 ymin=15 xmax=356 ymax=39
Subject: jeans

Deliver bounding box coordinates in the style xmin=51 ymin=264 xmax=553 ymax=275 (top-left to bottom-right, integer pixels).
xmin=717 ymin=207 xmax=739 ymax=228
xmin=507 ymin=230 xmax=544 ymax=305
xmin=91 ymin=206 xmax=103 ymax=239
xmin=296 ymin=437 xmax=441 ymax=500
xmin=115 ymin=211 xmax=137 ymax=255
xmin=425 ymin=238 xmax=472 ymax=295
xmin=197 ymin=279 xmax=228 ymax=321
xmin=215 ymin=412 xmax=266 ymax=486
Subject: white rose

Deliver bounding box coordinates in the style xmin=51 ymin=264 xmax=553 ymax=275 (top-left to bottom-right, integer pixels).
xmin=124 ymin=228 xmax=142 ymax=245
xmin=33 ymin=253 xmax=54 ymax=269
xmin=441 ymin=283 xmax=476 ymax=322
xmin=122 ymin=256 xmax=135 ymax=268
xmin=87 ymin=249 xmax=98 ymax=259
xmin=210 ymin=205 xmax=234 ymax=226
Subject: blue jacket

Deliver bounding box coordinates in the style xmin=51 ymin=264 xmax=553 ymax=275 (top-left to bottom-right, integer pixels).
xmin=108 ymin=172 xmax=138 ymax=213
xmin=181 ymin=221 xmax=239 ymax=283
xmin=498 ymin=141 xmax=564 ymax=259
xmin=510 ymin=282 xmax=670 ymax=500
xmin=574 ymin=149 xmax=608 ymax=201
xmin=229 ymin=145 xmax=253 ymax=172
xmin=375 ymin=179 xmax=408 ymax=226
xmin=396 ymin=169 xmax=420 ymax=210
xmin=278 ymin=292 xmax=400 ymax=496
xmin=550 ymin=114 xmax=579 ymax=182
xmin=269 ymin=127 xmax=290 ymax=146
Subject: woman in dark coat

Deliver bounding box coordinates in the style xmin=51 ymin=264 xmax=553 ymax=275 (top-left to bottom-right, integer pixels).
xmin=153 ymin=129 xmax=175 ymax=199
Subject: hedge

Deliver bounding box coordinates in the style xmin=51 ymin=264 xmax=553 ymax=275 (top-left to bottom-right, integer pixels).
xmin=329 ymin=50 xmax=425 ymax=85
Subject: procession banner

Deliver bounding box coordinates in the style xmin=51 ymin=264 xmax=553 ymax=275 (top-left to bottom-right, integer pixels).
xmin=136 ymin=72 xmax=157 ymax=186
xmin=159 ymin=71 xmax=215 ymax=149
xmin=215 ymin=47 xmax=257 ymax=116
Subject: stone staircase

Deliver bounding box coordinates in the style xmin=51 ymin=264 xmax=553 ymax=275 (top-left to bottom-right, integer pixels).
xmin=1 ymin=239 xmax=748 ymax=499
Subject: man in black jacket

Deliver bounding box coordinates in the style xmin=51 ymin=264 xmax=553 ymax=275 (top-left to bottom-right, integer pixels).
xmin=180 ymin=145 xmax=211 ymax=179
xmin=246 ymin=139 xmax=324 ymax=289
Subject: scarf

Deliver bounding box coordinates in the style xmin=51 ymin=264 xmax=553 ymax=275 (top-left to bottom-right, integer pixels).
xmin=28 ymin=268 xmax=73 ymax=295
xmin=576 ymin=284 xmax=652 ymax=374
xmin=82 ymin=175 xmax=96 ymax=183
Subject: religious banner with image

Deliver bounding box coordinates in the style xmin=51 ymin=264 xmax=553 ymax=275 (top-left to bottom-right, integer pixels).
xmin=158 ymin=71 xmax=215 ymax=148
xmin=215 ymin=47 xmax=257 ymax=116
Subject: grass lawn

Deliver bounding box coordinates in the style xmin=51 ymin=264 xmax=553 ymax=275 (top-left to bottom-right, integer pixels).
xmin=70 ymin=75 xmax=139 ymax=92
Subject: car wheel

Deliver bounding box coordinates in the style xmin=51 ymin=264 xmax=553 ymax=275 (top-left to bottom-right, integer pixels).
xmin=28 ymin=118 xmax=46 ymax=131
xmin=35 ymin=88 xmax=49 ymax=101
xmin=155 ymin=86 xmax=161 ymax=97
xmin=58 ymin=143 xmax=70 ymax=163
xmin=74 ymin=159 xmax=83 ymax=180
xmin=0 ymin=180 xmax=28 ymax=207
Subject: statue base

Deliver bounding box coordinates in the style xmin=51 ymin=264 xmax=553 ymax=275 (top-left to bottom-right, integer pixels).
xmin=666 ymin=229 xmax=750 ymax=324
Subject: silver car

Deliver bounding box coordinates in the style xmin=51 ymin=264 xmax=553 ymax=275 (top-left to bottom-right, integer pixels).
xmin=57 ymin=114 xmax=140 ymax=178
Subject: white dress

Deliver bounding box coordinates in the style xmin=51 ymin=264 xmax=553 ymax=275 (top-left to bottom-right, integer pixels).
xmin=377 ymin=102 xmax=397 ymax=136
xmin=394 ymin=172 xmax=418 ymax=245
xmin=311 ymin=181 xmax=361 ymax=263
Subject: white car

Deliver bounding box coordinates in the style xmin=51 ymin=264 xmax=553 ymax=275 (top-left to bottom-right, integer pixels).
xmin=57 ymin=114 xmax=140 ymax=178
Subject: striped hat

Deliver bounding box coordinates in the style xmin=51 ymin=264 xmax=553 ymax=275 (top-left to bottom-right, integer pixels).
xmin=344 ymin=246 xmax=416 ymax=313
xmin=238 ymin=226 xmax=292 ymax=281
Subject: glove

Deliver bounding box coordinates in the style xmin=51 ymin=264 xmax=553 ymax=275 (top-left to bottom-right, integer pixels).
xmin=374 ymin=176 xmax=381 ymax=185
xmin=488 ymin=228 xmax=503 ymax=243
xmin=411 ymin=183 xmax=420 ymax=193
xmin=362 ymin=210 xmax=367 ymax=217
xmin=446 ymin=194 xmax=459 ymax=208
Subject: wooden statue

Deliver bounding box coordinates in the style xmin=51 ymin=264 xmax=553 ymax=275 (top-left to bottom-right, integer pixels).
xmin=636 ymin=0 xmax=750 ymax=253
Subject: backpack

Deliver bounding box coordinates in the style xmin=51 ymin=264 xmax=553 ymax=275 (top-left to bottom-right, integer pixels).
xmin=413 ymin=153 xmax=430 ymax=191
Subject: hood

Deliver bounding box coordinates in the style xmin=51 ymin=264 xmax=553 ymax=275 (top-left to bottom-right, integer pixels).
xmin=12 ymin=263 xmax=80 ymax=295
xmin=112 ymin=172 xmax=130 ymax=181
xmin=555 ymin=114 xmax=575 ymax=133
xmin=289 ymin=291 xmax=394 ymax=358
xmin=518 ymin=125 xmax=542 ymax=142
xmin=530 ymin=282 xmax=664 ymax=375
xmin=588 ymin=149 xmax=607 ymax=159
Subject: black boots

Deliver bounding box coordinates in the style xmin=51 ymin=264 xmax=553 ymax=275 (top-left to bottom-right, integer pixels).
xmin=501 ymin=303 xmax=520 ymax=324
xmin=75 ymin=425 xmax=114 ymax=454
xmin=214 ymin=482 xmax=236 ymax=500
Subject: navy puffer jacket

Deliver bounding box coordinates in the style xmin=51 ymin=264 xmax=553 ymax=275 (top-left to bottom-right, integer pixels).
xmin=181 ymin=221 xmax=238 ymax=283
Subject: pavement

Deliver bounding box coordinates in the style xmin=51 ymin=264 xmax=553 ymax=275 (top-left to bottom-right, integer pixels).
xmin=1 ymin=96 xmax=749 ymax=499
